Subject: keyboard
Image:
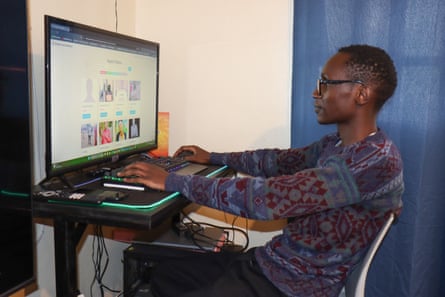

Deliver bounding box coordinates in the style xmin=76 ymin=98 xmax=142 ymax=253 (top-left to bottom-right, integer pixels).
xmin=145 ymin=157 xmax=208 ymax=175
xmin=102 ymin=156 xmax=208 ymax=191
xmin=144 ymin=156 xmax=190 ymax=172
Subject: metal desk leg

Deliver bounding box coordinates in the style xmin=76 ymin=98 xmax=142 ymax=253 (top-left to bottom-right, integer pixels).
xmin=53 ymin=219 xmax=87 ymax=297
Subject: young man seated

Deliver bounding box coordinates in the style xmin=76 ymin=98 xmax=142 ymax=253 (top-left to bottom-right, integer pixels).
xmin=119 ymin=44 xmax=404 ymax=297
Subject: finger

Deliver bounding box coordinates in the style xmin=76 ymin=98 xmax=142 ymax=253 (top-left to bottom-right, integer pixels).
xmin=118 ymin=162 xmax=147 ymax=177
xmin=173 ymin=146 xmax=189 ymax=157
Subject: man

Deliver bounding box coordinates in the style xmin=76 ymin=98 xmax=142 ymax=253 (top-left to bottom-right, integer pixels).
xmin=118 ymin=44 xmax=404 ymax=297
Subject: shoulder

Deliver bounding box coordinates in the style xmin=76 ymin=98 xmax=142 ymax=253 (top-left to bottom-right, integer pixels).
xmin=366 ymin=130 xmax=402 ymax=161
xmin=349 ymin=130 xmax=403 ymax=173
xmin=320 ymin=130 xmax=403 ymax=175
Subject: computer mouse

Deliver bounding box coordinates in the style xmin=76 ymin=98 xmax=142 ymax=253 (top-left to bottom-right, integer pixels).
xmin=177 ymin=150 xmax=194 ymax=158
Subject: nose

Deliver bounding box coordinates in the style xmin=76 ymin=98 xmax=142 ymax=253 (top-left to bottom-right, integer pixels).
xmin=312 ymin=88 xmax=321 ymax=99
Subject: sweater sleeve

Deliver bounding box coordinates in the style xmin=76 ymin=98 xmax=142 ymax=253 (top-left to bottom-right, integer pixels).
xmin=165 ymin=155 xmax=360 ymax=220
xmin=209 ymin=141 xmax=323 ymax=178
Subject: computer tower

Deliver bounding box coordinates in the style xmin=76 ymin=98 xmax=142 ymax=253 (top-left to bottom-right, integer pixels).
xmin=123 ymin=227 xmax=227 ymax=297
xmin=123 ymin=244 xmax=205 ymax=297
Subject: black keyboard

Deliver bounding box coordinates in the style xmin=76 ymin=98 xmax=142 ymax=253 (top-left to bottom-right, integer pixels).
xmin=102 ymin=156 xmax=190 ymax=191
xmin=144 ymin=156 xmax=190 ymax=172
xmin=107 ymin=156 xmax=189 ymax=175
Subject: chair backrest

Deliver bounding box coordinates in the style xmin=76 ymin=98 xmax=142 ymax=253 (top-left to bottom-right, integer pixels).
xmin=344 ymin=212 xmax=395 ymax=297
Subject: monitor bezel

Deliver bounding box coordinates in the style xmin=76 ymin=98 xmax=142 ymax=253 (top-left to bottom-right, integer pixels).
xmin=44 ymin=15 xmax=160 ymax=178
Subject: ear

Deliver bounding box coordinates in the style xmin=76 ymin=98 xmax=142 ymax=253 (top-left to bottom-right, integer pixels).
xmin=355 ymin=85 xmax=371 ymax=106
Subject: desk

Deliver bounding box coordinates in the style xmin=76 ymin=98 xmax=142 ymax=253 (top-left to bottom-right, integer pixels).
xmin=32 ymin=166 xmax=232 ymax=297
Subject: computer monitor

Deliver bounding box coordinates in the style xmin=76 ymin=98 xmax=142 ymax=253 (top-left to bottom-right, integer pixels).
xmin=45 ymin=15 xmax=160 ymax=178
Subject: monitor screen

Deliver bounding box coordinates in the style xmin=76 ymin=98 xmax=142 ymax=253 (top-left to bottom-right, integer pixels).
xmin=45 ymin=15 xmax=159 ymax=178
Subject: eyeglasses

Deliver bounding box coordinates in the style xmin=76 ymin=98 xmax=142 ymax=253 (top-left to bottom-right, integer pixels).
xmin=316 ymin=78 xmax=365 ymax=96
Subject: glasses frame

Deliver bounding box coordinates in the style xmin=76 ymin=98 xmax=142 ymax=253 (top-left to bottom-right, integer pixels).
xmin=316 ymin=78 xmax=365 ymax=96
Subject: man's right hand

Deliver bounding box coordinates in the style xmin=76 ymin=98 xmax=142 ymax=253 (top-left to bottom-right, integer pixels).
xmin=173 ymin=145 xmax=211 ymax=164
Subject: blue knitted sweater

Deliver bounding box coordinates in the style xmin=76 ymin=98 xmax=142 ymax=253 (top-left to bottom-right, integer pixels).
xmin=165 ymin=130 xmax=404 ymax=297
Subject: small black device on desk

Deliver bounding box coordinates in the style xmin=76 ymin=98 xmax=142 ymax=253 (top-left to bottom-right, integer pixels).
xmin=34 ymin=188 xmax=127 ymax=205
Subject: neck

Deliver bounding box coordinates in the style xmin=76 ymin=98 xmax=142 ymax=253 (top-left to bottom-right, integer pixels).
xmin=337 ymin=125 xmax=378 ymax=146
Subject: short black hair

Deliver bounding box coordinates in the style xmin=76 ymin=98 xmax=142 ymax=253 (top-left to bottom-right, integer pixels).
xmin=338 ymin=45 xmax=397 ymax=111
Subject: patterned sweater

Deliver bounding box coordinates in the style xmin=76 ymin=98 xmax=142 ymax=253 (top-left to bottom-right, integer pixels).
xmin=165 ymin=130 xmax=404 ymax=297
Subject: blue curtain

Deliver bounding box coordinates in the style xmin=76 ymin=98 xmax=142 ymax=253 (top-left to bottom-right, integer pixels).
xmin=291 ymin=1 xmax=445 ymax=296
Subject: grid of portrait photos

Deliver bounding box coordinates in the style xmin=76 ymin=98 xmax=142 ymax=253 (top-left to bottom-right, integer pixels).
xmin=80 ymin=78 xmax=142 ymax=149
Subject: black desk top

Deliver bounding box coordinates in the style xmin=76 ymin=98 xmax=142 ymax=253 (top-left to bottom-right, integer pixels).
xmin=32 ymin=165 xmax=233 ymax=230
xmin=32 ymin=192 xmax=189 ymax=229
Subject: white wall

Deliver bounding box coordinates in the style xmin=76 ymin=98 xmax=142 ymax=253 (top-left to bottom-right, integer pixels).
xmin=134 ymin=0 xmax=292 ymax=153
xmin=27 ymin=1 xmax=293 ymax=296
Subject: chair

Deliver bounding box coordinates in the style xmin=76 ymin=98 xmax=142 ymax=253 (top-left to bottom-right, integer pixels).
xmin=341 ymin=212 xmax=395 ymax=297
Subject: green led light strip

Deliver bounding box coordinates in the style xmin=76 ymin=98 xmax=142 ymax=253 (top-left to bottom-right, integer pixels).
xmin=0 ymin=190 xmax=29 ymax=198
xmin=102 ymin=191 xmax=181 ymax=209
xmin=204 ymin=165 xmax=229 ymax=177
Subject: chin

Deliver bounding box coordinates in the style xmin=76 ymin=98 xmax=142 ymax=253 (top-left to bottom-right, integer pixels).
xmin=316 ymin=115 xmax=326 ymax=124
xmin=316 ymin=117 xmax=333 ymax=125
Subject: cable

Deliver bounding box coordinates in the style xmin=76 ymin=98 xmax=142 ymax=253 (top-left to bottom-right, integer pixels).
xmin=180 ymin=211 xmax=250 ymax=252
xmin=115 ymin=0 xmax=118 ymax=32
xmin=229 ymin=215 xmax=239 ymax=244
xmin=90 ymin=225 xmax=122 ymax=297
xmin=223 ymin=212 xmax=250 ymax=249
xmin=182 ymin=221 xmax=226 ymax=251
